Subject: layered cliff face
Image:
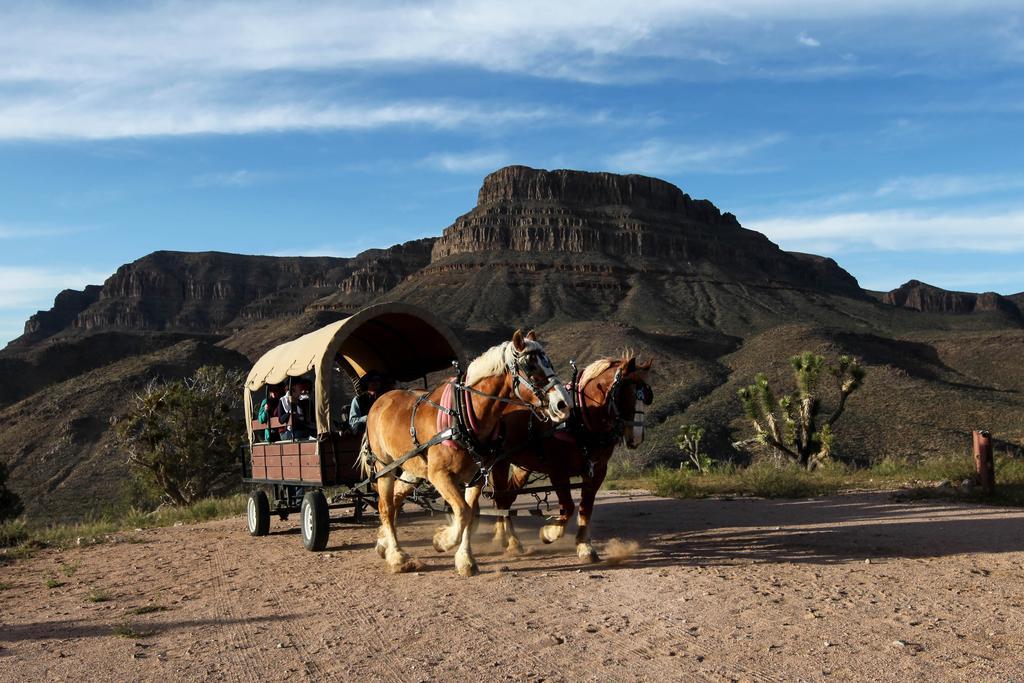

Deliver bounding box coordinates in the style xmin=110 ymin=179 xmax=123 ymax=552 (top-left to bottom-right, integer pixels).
xmin=884 ymin=280 xmax=1022 ymax=319
xmin=428 ymin=166 xmax=862 ymax=295
xmin=7 ymin=240 xmax=435 ymax=349
xmin=20 ymin=285 xmax=102 ymax=341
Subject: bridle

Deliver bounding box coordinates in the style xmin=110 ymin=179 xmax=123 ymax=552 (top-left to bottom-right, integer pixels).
xmin=506 ymin=346 xmax=563 ymax=420
xmin=574 ymin=361 xmax=653 ymax=441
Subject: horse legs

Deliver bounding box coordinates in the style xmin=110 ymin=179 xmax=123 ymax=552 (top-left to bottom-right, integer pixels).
xmin=575 ymin=461 xmax=607 ymax=562
xmin=429 ymin=469 xmax=478 ymax=577
xmin=375 ymin=473 xmax=411 ymax=573
xmin=540 ymin=472 xmax=575 ymax=544
xmin=455 ymin=484 xmax=483 ymax=576
xmin=493 ymin=466 xmax=528 ymax=554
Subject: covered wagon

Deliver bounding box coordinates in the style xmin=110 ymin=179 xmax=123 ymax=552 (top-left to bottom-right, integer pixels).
xmin=241 ymin=302 xmax=465 ymax=550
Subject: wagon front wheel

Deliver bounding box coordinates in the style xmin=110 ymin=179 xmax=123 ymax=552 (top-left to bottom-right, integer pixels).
xmin=300 ymin=491 xmax=330 ymax=551
xmin=247 ymin=490 xmax=270 ymax=537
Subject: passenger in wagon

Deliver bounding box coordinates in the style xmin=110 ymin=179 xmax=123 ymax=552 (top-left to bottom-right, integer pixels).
xmin=256 ymin=386 xmax=281 ymax=443
xmin=349 ymin=370 xmax=389 ymax=436
xmin=277 ymin=381 xmax=313 ymax=440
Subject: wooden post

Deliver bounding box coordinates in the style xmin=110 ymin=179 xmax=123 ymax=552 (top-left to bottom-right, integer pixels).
xmin=972 ymin=430 xmax=995 ymax=494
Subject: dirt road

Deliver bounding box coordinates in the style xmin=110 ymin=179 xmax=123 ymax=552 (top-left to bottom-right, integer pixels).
xmin=2 ymin=490 xmax=1023 ymax=682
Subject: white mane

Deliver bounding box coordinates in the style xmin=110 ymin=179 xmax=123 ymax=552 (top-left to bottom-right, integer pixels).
xmin=465 ymin=338 xmax=544 ymax=384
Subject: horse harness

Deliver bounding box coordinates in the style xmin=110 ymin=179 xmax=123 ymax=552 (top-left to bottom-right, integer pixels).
xmin=362 ymin=347 xmax=560 ymax=489
xmin=562 ymin=360 xmax=653 ymax=475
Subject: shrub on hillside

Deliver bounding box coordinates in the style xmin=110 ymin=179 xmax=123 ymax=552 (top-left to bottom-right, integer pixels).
xmin=0 ymin=461 xmax=23 ymax=522
xmin=114 ymin=366 xmax=245 ymax=506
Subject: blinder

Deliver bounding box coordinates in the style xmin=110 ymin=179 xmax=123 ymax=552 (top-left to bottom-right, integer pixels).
xmin=507 ymin=348 xmax=561 ymax=417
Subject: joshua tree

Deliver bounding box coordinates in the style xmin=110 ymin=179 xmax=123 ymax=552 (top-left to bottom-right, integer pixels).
xmin=676 ymin=424 xmax=711 ymax=473
xmin=737 ymin=352 xmax=865 ymax=470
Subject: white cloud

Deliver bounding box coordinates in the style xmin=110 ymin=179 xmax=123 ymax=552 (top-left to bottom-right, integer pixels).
xmin=421 ymin=150 xmax=510 ymax=173
xmin=0 ymin=1 xmax=1019 ymax=139
xmin=606 ymin=134 xmax=785 ymax=174
xmin=749 ymin=208 xmax=1024 ymax=253
xmin=797 ymin=32 xmax=821 ymax=47
xmin=875 ymin=173 xmax=1024 ymax=201
xmin=0 ymin=96 xmax=558 ymax=140
xmin=191 ymin=170 xmax=262 ymax=188
xmin=0 ymin=224 xmax=82 ymax=239
xmin=0 ymin=266 xmax=110 ymax=309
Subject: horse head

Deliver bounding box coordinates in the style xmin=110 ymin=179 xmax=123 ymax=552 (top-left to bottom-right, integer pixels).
xmin=506 ymin=329 xmax=572 ymax=423
xmin=578 ymin=353 xmax=654 ymax=448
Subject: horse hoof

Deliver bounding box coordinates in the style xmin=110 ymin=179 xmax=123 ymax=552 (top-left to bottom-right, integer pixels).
xmin=432 ymin=527 xmax=451 ymax=553
xmin=577 ymin=546 xmax=600 ymax=563
xmin=456 ymin=560 xmax=479 ymax=577
xmin=540 ymin=524 xmax=563 ymax=544
xmin=386 ymin=551 xmax=411 ymax=573
xmin=505 ymin=539 xmax=525 ymax=556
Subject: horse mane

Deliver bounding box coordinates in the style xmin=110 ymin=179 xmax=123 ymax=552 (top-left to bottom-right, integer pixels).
xmin=578 ymin=358 xmax=615 ymax=388
xmin=578 ymin=350 xmax=650 ymax=388
xmin=465 ymin=337 xmax=545 ymax=384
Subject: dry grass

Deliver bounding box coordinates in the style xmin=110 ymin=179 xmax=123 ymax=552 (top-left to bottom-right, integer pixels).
xmin=128 ymin=604 xmax=167 ymax=616
xmin=112 ymin=620 xmax=155 ymax=639
xmin=86 ymin=589 xmax=112 ymax=603
xmin=0 ymin=495 xmax=248 ymax=559
xmin=628 ymin=454 xmax=1024 ymax=504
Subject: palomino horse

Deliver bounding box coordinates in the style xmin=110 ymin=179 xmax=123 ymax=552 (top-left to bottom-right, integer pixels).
xmin=490 ymin=353 xmax=653 ymax=562
xmin=362 ymin=330 xmax=571 ymax=576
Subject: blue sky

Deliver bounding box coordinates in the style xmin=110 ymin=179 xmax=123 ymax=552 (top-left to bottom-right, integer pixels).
xmin=2 ymin=1 xmax=1023 ymax=344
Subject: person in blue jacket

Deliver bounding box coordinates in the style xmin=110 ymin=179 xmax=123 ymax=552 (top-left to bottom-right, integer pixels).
xmin=349 ymin=371 xmax=388 ymax=435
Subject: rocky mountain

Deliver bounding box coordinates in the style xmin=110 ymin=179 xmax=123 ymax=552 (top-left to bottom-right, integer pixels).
xmin=7 ymin=239 xmax=435 ymax=349
xmin=883 ymin=280 xmax=1022 ymax=319
xmin=3 ymin=166 xmax=1023 ymax=521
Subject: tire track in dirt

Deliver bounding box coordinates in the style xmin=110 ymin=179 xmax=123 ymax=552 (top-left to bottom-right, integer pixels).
xmin=206 ymin=527 xmax=275 ymax=683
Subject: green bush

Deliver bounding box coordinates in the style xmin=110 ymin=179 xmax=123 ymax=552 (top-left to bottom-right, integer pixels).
xmin=114 ymin=366 xmax=245 ymax=506
xmin=0 ymin=461 xmax=23 ymax=522
xmin=0 ymin=520 xmax=29 ymax=547
xmin=650 ymin=466 xmax=700 ymax=498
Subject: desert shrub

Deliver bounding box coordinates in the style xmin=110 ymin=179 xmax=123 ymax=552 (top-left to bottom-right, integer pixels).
xmin=737 ymin=352 xmax=865 ymax=471
xmin=650 ymin=466 xmax=700 ymax=498
xmin=114 ymin=366 xmax=244 ymax=506
xmin=736 ymin=460 xmax=832 ymax=498
xmin=0 ymin=519 xmax=29 ymax=547
xmin=0 ymin=461 xmax=24 ymax=522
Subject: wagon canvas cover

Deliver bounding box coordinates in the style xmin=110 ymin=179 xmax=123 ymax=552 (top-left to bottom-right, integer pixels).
xmin=243 ymin=302 xmax=465 ymax=442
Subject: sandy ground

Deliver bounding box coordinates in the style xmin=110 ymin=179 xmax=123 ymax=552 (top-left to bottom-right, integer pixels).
xmin=2 ymin=489 xmax=1024 ymax=682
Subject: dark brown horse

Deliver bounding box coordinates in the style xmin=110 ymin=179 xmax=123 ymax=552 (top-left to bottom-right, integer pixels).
xmin=362 ymin=330 xmax=571 ymax=576
xmin=490 ymin=353 xmax=653 ymax=562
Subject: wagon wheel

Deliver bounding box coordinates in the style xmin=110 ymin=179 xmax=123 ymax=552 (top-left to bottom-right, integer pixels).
xmin=247 ymin=490 xmax=271 ymax=537
xmin=300 ymin=490 xmax=330 ymax=551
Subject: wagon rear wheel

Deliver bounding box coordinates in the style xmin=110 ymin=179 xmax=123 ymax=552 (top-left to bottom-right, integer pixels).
xmin=247 ymin=490 xmax=270 ymax=537
xmin=300 ymin=490 xmax=329 ymax=551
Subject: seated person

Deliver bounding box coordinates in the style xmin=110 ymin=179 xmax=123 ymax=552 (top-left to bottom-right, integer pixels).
xmin=256 ymin=386 xmax=281 ymax=442
xmin=349 ymin=370 xmax=390 ymax=436
xmin=276 ymin=381 xmax=313 ymax=440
